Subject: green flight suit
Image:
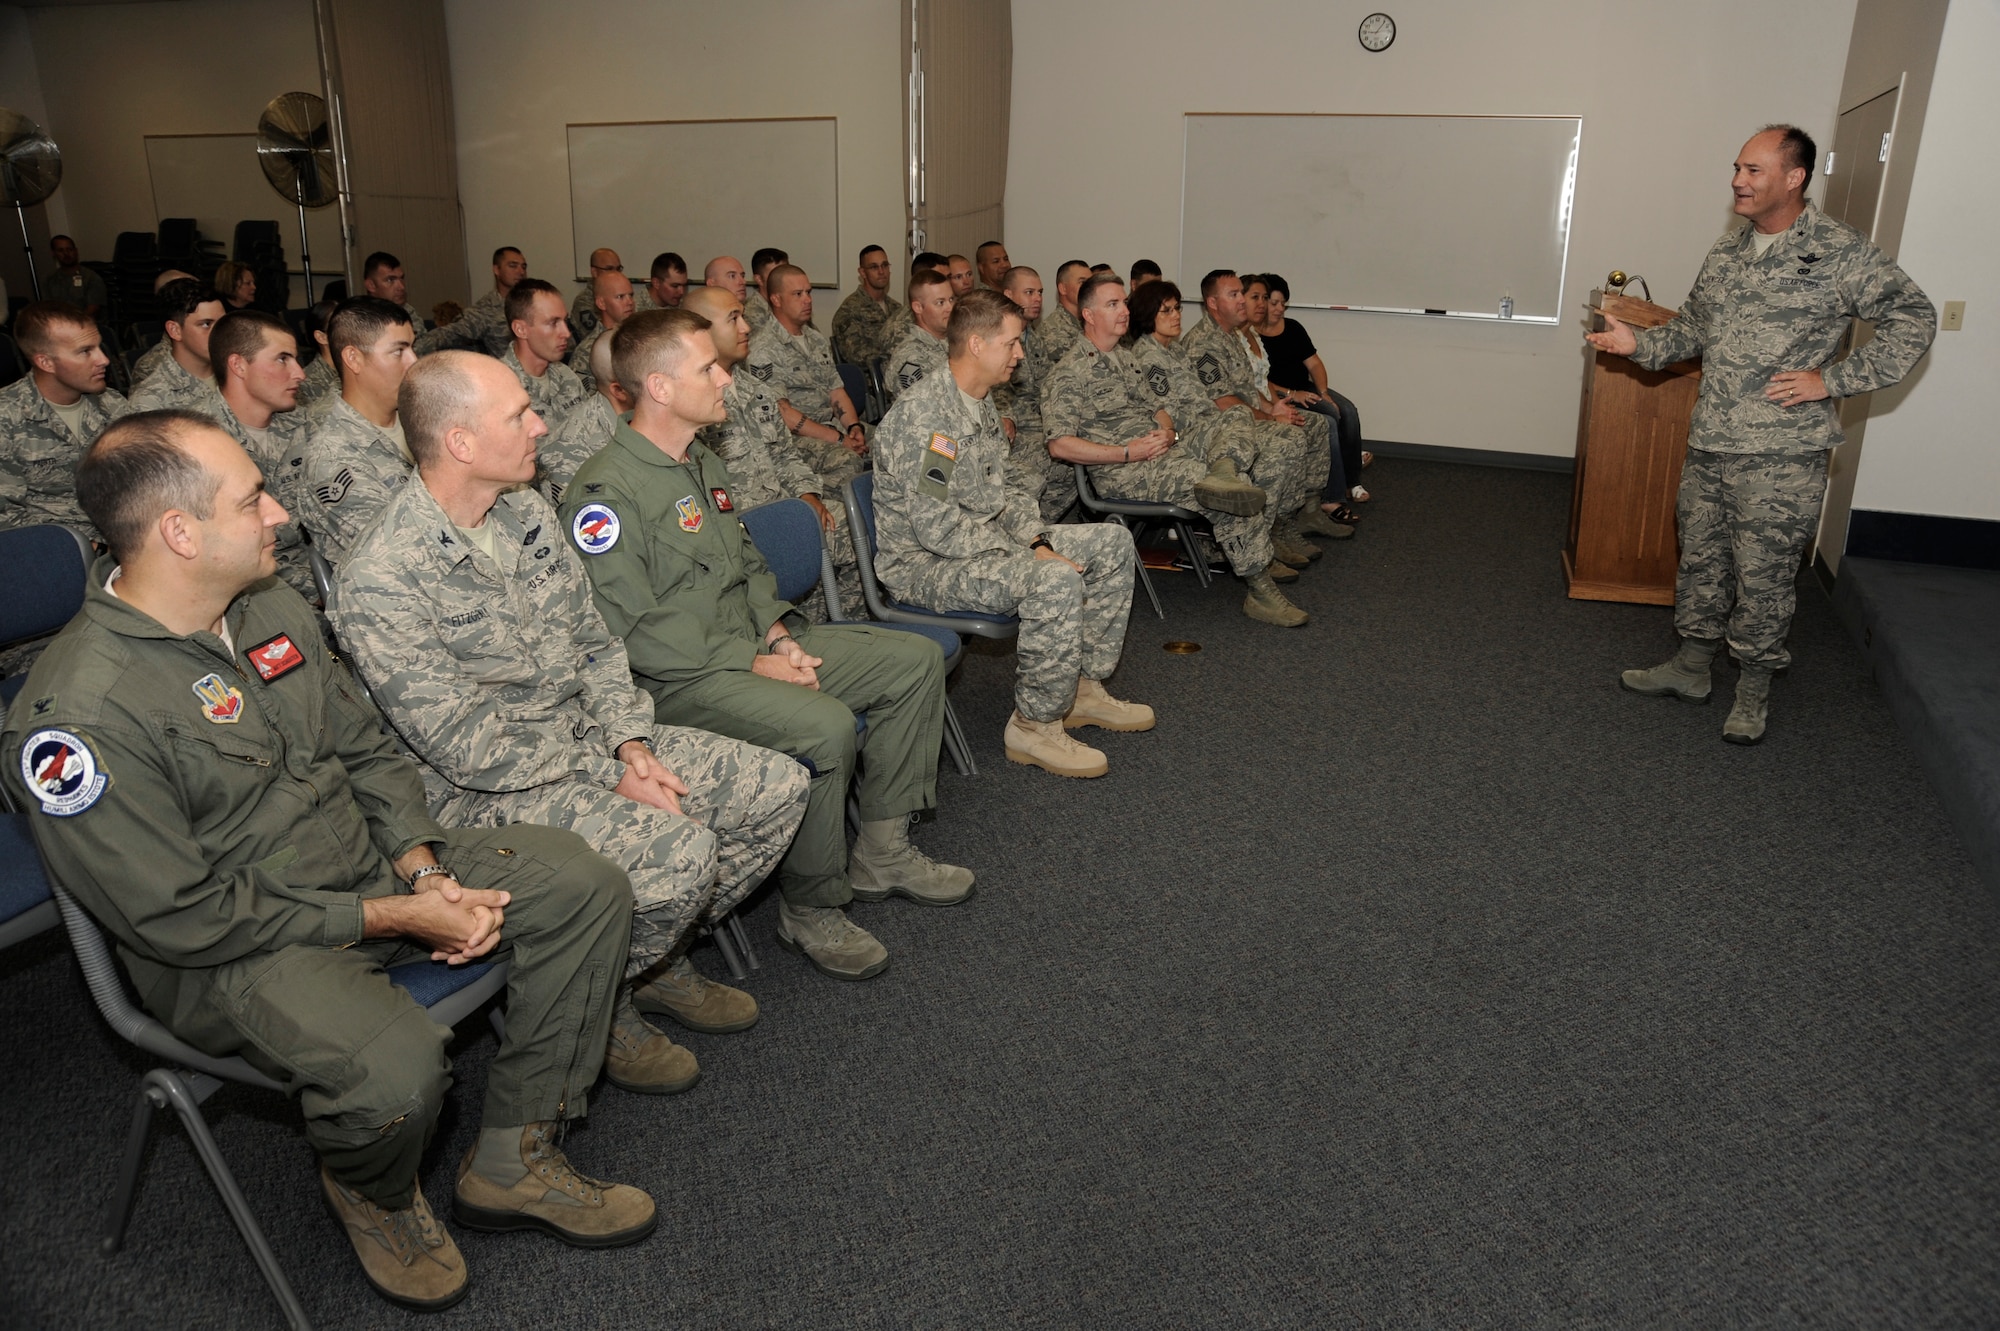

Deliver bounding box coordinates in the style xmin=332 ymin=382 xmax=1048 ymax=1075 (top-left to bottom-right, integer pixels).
xmin=560 ymin=422 xmax=946 ymax=907
xmin=1 ymin=569 xmax=631 ymax=1208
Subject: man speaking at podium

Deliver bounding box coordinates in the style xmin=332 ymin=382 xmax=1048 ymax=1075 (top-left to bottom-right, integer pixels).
xmin=1586 ymin=124 xmax=1935 ymax=745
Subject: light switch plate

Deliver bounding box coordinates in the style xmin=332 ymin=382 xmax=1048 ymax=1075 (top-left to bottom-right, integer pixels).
xmin=1942 ymin=301 xmax=1965 ymax=332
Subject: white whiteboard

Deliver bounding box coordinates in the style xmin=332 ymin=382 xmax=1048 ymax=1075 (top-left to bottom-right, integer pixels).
xmin=1180 ymin=114 xmax=1581 ymax=323
xmin=566 ymin=119 xmax=840 ymax=285
xmin=144 ymin=134 xmax=344 ymax=277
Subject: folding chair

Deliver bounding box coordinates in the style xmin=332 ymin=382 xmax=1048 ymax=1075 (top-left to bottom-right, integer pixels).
xmin=1071 ymin=463 xmax=1213 ymax=619
xmin=739 ymin=498 xmax=976 ymax=778
xmin=53 ymin=881 xmax=507 ymax=1331
xmin=835 ymin=362 xmax=872 ymax=425
xmin=839 ymin=473 xmax=1022 ymax=647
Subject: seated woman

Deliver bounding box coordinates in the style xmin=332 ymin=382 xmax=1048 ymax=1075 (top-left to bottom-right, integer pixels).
xmin=1247 ymin=273 xmax=1371 ymax=511
xmin=214 ymin=260 xmax=258 ymax=312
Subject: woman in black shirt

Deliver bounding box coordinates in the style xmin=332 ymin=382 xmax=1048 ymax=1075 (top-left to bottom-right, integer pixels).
xmin=1251 ymin=273 xmax=1370 ymax=512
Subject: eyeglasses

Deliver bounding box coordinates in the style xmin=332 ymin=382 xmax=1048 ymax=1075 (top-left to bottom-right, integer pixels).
xmin=592 ymin=263 xmax=624 ymax=274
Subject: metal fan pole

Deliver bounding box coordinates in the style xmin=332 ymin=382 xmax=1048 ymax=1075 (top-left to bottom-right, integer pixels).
xmin=13 ymin=201 xmax=38 ymax=299
xmin=295 ymin=194 xmax=313 ymax=305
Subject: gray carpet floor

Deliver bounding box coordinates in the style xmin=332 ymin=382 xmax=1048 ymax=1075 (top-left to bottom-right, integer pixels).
xmin=4 ymin=457 xmax=1996 ymax=1330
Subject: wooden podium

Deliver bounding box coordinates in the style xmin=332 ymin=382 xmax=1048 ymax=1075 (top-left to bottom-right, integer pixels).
xmin=1563 ymin=290 xmax=1701 ymax=604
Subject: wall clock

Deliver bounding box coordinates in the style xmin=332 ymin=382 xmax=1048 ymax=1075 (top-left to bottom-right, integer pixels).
xmin=1358 ymin=12 xmax=1396 ymax=51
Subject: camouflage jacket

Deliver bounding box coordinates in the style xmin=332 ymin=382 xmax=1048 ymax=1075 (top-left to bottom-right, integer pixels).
xmin=503 ymin=344 xmax=591 ymax=429
xmin=831 ymin=287 xmax=895 ymax=369
xmin=1126 ymin=333 xmax=1236 ymax=431
xmin=0 ymin=376 xmax=128 ymax=538
xmin=872 ymin=368 xmax=1044 ymax=590
xmin=1177 ymin=315 xmax=1264 ymax=403
xmin=1040 ymin=338 xmax=1159 ymax=449
xmin=569 ymin=285 xmax=601 ymax=338
xmin=537 ymin=393 xmax=619 ymax=507
xmin=209 ymin=399 xmax=318 ymax=602
xmin=696 ymin=376 xmax=825 ymax=509
xmin=1030 ymin=310 xmax=1086 ymax=386
xmin=331 ymin=477 xmax=655 ymax=811
xmin=422 ymin=288 xmax=510 ymax=358
xmin=126 ymin=351 xmax=223 ymax=415
xmin=993 ymin=322 xmax=1046 ymax=433
xmin=567 ymin=326 xmax=607 ymax=391
xmin=298 ymin=395 xmax=413 ymax=564
xmin=295 ymin=355 xmax=340 ymax=410
xmin=1629 ymin=202 xmax=1936 ymax=455
xmin=743 ymin=287 xmax=773 ymax=333
xmin=884 ymin=324 xmax=949 ymax=402
xmin=128 ymin=339 xmax=173 ymax=392
xmin=743 ymin=318 xmax=844 ymax=425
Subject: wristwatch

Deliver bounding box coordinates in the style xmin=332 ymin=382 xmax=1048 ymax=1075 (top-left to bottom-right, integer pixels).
xmin=1030 ymin=536 xmax=1053 ymax=552
xmin=408 ymin=864 xmax=455 ymax=886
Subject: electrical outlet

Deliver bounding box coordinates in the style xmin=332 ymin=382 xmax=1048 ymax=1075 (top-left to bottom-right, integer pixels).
xmin=1942 ymin=301 xmax=1965 ymax=331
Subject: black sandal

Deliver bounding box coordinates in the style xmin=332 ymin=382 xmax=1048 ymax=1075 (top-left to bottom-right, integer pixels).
xmin=1323 ymin=503 xmax=1361 ymax=524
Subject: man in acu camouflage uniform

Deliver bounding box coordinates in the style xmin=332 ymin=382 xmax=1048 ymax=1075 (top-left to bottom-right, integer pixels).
xmin=1037 ymin=259 xmax=1091 ymax=374
xmin=875 ymin=290 xmax=1148 ymax=779
xmin=831 ymin=244 xmax=896 ymax=370
xmin=127 ymin=279 xmax=226 ymax=412
xmin=568 ymin=270 xmax=635 ymax=393
xmin=334 ymin=351 xmax=808 ymax=1094
xmin=996 ymin=265 xmax=1069 ymax=521
xmin=501 ymin=279 xmax=589 ymax=430
xmin=742 ymin=263 xmax=871 ymax=489
xmin=883 ymin=266 xmax=954 ymax=404
xmin=299 ymin=298 xmax=420 ymax=565
xmin=1590 ymin=125 xmax=1935 ymax=744
xmin=208 ymin=310 xmax=318 ymax=603
xmin=686 ymin=284 xmax=862 ymax=621
xmin=423 ymin=246 xmax=526 ymax=358
xmin=0 ymin=302 xmax=127 ymax=541
xmin=1043 ymin=275 xmax=1308 ymax=627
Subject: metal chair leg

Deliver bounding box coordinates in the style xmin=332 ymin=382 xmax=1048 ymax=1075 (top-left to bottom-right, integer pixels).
xmin=941 ymin=698 xmax=977 ymax=776
xmin=1176 ymin=520 xmax=1213 ymax=587
xmin=712 ymin=922 xmax=747 ymax=980
xmin=727 ymin=913 xmax=760 ymax=972
xmin=103 ymin=1078 xmax=161 ymax=1256
xmin=145 ymin=1069 xmax=315 ymax=1330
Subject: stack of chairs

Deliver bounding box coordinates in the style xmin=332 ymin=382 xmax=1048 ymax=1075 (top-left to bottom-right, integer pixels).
xmin=156 ymin=218 xmax=225 ymax=287
xmin=105 ymin=232 xmax=162 ymax=329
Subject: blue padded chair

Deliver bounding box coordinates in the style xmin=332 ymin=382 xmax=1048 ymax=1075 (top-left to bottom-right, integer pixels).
xmin=839 ymin=473 xmax=1022 ymax=647
xmin=1071 ymin=463 xmax=1213 ymax=619
xmin=739 ymin=497 xmax=975 ymax=777
xmin=54 ymin=881 xmax=509 ymax=1331
xmin=835 ymin=362 xmax=873 ymax=425
xmin=0 ymin=523 xmax=95 ymax=950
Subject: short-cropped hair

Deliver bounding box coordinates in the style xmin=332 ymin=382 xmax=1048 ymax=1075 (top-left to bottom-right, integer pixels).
xmin=765 ymin=263 xmax=808 ymax=295
xmin=211 ymin=310 xmax=290 ymax=387
xmin=506 ymin=277 xmax=564 ymax=327
xmin=1125 ymin=279 xmax=1183 ymax=338
xmin=859 ymin=244 xmax=887 ymax=263
xmin=362 ymin=251 xmax=401 ymax=279
xmin=1199 ymin=268 xmax=1238 ymax=301
xmin=13 ymin=301 xmax=96 ymax=358
xmin=1130 ymin=258 xmax=1162 ymax=283
xmin=1001 ymin=265 xmax=1039 ymax=291
xmin=946 ymin=288 xmax=1017 ymax=357
xmin=77 ymin=411 xmax=223 ymax=563
xmin=491 ymin=246 xmax=522 ymax=267
xmin=907 ymin=267 xmax=949 ymax=300
xmin=159 ymin=278 xmax=223 ymax=327
xmin=398 ymin=351 xmax=488 ymax=469
xmin=912 ymin=251 xmax=946 ymax=270
xmin=1763 ymin=123 xmax=1818 ymax=180
xmin=1078 ymin=272 xmax=1126 ymax=311
xmin=750 ymin=247 xmax=789 ymax=276
xmin=976 ymin=240 xmax=1006 ymax=257
xmin=327 ymin=296 xmax=413 ymax=375
xmin=650 ymin=251 xmax=687 ymax=280
xmin=612 ymin=307 xmax=712 ymax=399
xmin=1056 ymin=259 xmax=1091 ymax=287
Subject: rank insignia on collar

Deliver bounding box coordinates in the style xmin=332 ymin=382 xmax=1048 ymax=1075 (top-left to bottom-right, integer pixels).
xmin=710 ymin=487 xmax=734 ymax=512
xmin=192 ymin=672 xmax=245 ymax=724
xmin=247 ymin=633 xmax=306 ymax=682
xmin=676 ymin=495 xmax=704 ymax=533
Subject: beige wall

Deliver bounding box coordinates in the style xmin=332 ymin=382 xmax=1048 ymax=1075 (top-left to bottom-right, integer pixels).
xmin=441 ymin=0 xmax=905 ymax=306
xmin=1845 ymin=0 xmax=1996 ymax=523
xmin=27 ymin=0 xmax=325 ymax=274
xmin=0 ymin=4 xmax=64 ymax=302
xmin=1006 ymin=0 xmax=1857 ymax=457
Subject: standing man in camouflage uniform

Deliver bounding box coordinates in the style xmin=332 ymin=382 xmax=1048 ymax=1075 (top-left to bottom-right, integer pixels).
xmin=1043 ymin=275 xmax=1307 ymax=627
xmin=300 ymin=298 xmax=420 ymax=565
xmin=561 ymin=309 xmax=975 ymax=982
xmin=128 ymin=279 xmax=226 ymax=411
xmin=569 ymin=270 xmax=635 ymax=391
xmin=1591 ymin=125 xmax=1936 ymax=743
xmin=334 ymin=351 xmax=809 ymax=1093
xmin=0 ymin=302 xmax=127 ymax=540
xmin=742 ymin=263 xmax=871 ymax=488
xmin=569 ymin=248 xmax=625 ymax=337
xmin=975 ymin=241 xmax=1010 ymax=291
xmin=884 ymin=266 xmax=954 ymax=403
xmin=502 ymin=279 xmax=589 ymax=429
xmin=9 ymin=411 xmax=660 ymax=1311
xmin=831 ymin=244 xmax=896 ymax=370
xmin=425 ymin=246 xmax=527 ymax=358
xmin=685 ymin=284 xmax=861 ymax=620
xmin=875 ymin=290 xmax=1148 ymax=778
xmin=208 ymin=310 xmax=318 ymax=603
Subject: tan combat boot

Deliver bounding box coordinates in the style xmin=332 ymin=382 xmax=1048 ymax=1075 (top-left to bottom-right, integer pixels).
xmin=1192 ymin=457 xmax=1267 ymax=516
xmin=1264 ymin=558 xmax=1299 ymax=584
xmin=1272 ymin=535 xmax=1319 ymax=568
xmin=1243 ymin=571 xmax=1309 ymax=627
xmin=775 ymin=898 xmax=890 ymax=980
xmin=1620 ymin=637 xmax=1720 ymax=704
xmin=1294 ymin=501 xmax=1355 ymax=540
xmin=1723 ymin=665 xmax=1773 ymax=745
xmin=632 ymin=955 xmax=759 ymax=1034
xmin=603 ymin=993 xmax=700 ymax=1094
xmin=1004 ymin=711 xmax=1109 ymax=777
xmin=849 ymin=816 xmax=975 ymax=906
xmin=322 ymin=1167 xmax=468 ymax=1311
xmin=454 ymin=1123 xmax=657 ymax=1248
xmin=1063 ymin=676 xmax=1155 ymax=732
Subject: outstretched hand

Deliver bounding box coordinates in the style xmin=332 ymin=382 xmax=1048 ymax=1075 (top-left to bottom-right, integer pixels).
xmin=1584 ymin=311 xmax=1638 ymax=357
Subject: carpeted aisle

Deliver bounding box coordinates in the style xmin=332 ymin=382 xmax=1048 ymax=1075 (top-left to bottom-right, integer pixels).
xmin=4 ymin=457 xmax=1996 ymax=1329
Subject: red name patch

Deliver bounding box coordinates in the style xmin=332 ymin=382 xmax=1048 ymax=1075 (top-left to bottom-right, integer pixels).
xmin=711 ymin=487 xmax=734 ymax=512
xmin=247 ymin=633 xmax=306 ymax=682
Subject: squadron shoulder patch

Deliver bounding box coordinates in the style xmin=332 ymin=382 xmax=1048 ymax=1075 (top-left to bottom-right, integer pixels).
xmin=675 ymin=495 xmax=704 ymax=533
xmin=21 ymin=728 xmax=107 ymax=817
xmin=571 ymin=503 xmax=621 ymax=554
xmin=246 ymin=633 xmax=306 ymax=682
xmin=193 ymin=672 xmax=245 ymax=724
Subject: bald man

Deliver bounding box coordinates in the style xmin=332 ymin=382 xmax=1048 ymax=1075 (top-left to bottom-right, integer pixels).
xmin=570 ymin=248 xmax=626 ymax=337
xmin=569 ymin=270 xmax=636 ymax=392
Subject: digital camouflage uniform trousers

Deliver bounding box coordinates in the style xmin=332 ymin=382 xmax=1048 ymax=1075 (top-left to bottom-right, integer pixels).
xmin=1673 ymin=448 xmax=1828 ymax=670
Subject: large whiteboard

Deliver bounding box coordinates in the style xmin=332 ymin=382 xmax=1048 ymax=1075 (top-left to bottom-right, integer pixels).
xmin=1180 ymin=114 xmax=1581 ymax=322
xmin=566 ymin=118 xmax=840 ymax=285
xmin=144 ymin=134 xmax=344 ymax=274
